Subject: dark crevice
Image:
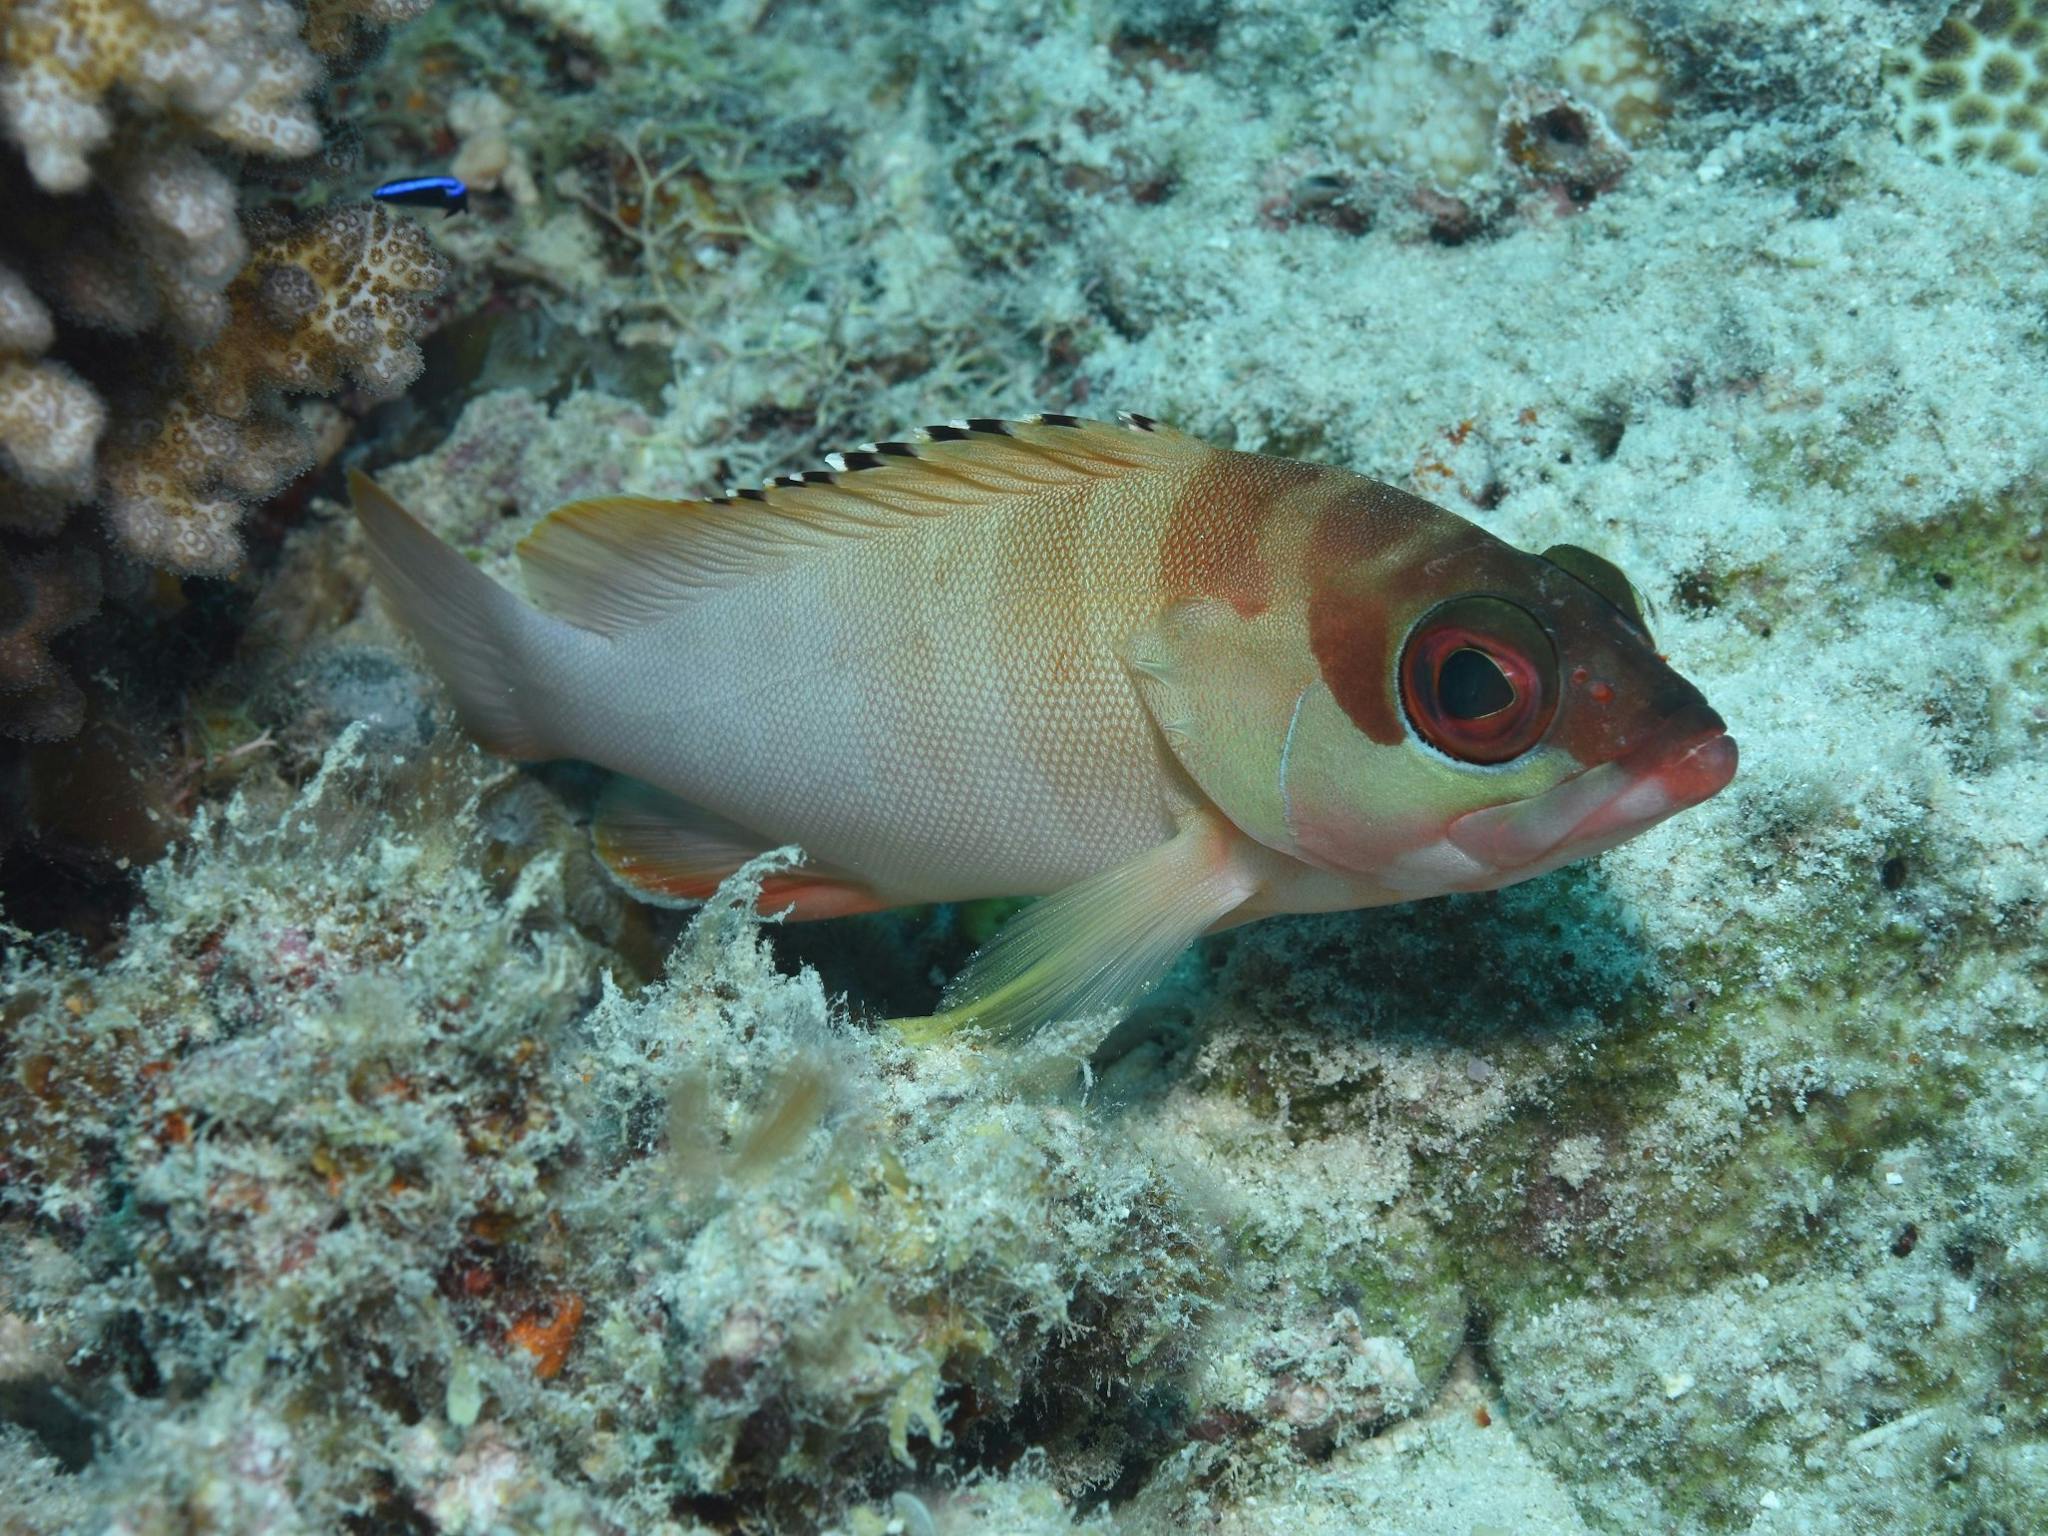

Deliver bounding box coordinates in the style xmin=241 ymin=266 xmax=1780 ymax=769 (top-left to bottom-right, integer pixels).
xmin=0 ymin=1379 xmax=99 ymax=1472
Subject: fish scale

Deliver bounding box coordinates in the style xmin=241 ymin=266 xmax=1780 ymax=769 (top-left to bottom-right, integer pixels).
xmin=554 ymin=463 xmax=1183 ymax=899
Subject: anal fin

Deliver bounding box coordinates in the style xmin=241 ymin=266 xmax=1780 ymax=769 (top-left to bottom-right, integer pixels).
xmin=594 ymin=779 xmax=887 ymax=920
xmin=894 ymin=810 xmax=1258 ymax=1044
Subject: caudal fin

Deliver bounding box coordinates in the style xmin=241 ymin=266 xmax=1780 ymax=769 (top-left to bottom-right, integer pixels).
xmin=350 ymin=469 xmax=567 ymax=760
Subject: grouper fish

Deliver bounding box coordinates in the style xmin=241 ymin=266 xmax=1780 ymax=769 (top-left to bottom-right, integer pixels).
xmin=351 ymin=412 xmax=1736 ymax=1040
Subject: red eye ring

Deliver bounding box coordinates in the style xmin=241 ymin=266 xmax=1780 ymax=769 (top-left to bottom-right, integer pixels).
xmin=1399 ymin=596 xmax=1558 ymax=764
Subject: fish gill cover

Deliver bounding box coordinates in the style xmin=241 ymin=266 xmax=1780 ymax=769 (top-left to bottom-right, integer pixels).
xmin=1 ymin=1 xmax=2045 ymax=1534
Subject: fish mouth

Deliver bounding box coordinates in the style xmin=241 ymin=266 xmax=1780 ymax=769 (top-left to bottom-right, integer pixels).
xmin=1446 ymin=705 xmax=1738 ymax=879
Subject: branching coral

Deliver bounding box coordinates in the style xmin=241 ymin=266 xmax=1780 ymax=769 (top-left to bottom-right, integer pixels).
xmin=0 ymin=0 xmax=442 ymax=738
xmin=0 ymin=0 xmax=322 ymax=194
xmin=304 ymin=0 xmax=435 ymax=56
xmin=101 ymin=205 xmax=446 ymax=572
xmin=0 ymin=263 xmax=102 ymax=530
xmin=0 ymin=542 xmax=100 ymax=739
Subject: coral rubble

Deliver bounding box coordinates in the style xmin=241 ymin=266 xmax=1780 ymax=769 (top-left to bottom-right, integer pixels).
xmin=0 ymin=749 xmax=1213 ymax=1528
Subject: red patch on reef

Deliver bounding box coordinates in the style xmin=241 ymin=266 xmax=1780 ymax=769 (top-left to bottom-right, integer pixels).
xmin=508 ymin=1293 xmax=585 ymax=1380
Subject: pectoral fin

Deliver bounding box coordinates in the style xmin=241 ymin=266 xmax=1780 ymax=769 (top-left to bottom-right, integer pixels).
xmin=1124 ymin=599 xmax=1309 ymax=858
xmin=893 ymin=811 xmax=1259 ymax=1044
xmin=595 ymin=778 xmax=886 ymax=919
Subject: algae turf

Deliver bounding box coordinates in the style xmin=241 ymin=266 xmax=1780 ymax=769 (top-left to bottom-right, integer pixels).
xmin=0 ymin=734 xmax=1223 ymax=1531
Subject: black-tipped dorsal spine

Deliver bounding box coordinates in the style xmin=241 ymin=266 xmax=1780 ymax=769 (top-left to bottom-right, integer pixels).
xmin=704 ymin=415 xmax=1149 ymax=512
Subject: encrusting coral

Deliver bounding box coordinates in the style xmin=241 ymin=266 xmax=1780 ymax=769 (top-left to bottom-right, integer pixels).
xmin=0 ymin=0 xmax=441 ymax=739
xmin=1331 ymin=7 xmax=1668 ymax=222
xmin=1883 ymin=0 xmax=2048 ymax=174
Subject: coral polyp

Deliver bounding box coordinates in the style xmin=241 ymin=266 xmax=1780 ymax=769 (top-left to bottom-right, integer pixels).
xmin=1885 ymin=0 xmax=2048 ymax=173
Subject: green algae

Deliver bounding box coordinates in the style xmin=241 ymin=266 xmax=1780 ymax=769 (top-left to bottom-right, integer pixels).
xmin=1871 ymin=477 xmax=2048 ymax=618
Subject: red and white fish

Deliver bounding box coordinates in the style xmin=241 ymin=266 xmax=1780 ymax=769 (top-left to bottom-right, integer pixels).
xmin=352 ymin=412 xmax=1735 ymax=1039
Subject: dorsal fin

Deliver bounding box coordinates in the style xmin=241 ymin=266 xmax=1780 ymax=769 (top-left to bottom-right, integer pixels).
xmin=515 ymin=413 xmax=1196 ymax=635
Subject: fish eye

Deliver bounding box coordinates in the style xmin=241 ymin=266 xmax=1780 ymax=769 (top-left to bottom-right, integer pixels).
xmin=1541 ymin=544 xmax=1653 ymax=640
xmin=1399 ymin=596 xmax=1559 ymax=764
xmin=1438 ymin=647 xmax=1516 ymax=719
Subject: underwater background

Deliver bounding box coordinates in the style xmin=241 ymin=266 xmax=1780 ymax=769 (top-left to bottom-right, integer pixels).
xmin=2 ymin=0 xmax=2045 ymax=1531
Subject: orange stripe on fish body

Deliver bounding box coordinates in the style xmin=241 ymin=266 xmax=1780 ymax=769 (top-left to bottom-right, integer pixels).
xmin=1157 ymin=445 xmax=1325 ymax=621
xmin=353 ymin=413 xmax=1735 ymax=1041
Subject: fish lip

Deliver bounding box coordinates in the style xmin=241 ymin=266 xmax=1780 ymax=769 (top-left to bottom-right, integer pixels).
xmin=1642 ymin=718 xmax=1739 ymax=812
xmin=1609 ymin=702 xmax=1736 ymax=808
xmin=1446 ymin=707 xmax=1738 ymax=877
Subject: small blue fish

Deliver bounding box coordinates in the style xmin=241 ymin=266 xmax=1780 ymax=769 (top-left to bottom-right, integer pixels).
xmin=372 ymin=175 xmax=468 ymax=217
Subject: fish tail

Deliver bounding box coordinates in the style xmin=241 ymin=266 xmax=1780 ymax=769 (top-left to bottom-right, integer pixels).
xmin=350 ymin=469 xmax=583 ymax=760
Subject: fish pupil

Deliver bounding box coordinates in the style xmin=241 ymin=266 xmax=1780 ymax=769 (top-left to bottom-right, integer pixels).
xmin=1439 ymin=647 xmax=1515 ymax=719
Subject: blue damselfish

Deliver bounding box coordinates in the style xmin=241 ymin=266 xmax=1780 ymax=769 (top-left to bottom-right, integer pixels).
xmin=372 ymin=175 xmax=468 ymax=216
